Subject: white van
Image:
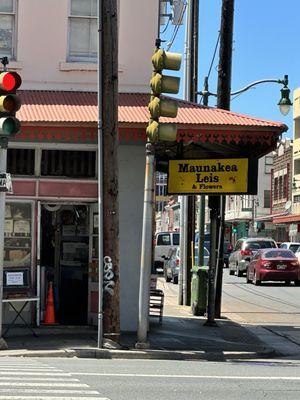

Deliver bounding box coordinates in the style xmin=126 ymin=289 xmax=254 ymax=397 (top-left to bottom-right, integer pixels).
xmin=154 ymin=231 xmax=180 ymax=272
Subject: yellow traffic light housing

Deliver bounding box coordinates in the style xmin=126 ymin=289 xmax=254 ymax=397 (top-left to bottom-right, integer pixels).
xmin=147 ymin=48 xmax=182 ymax=143
xmin=151 ymin=49 xmax=181 ymax=71
xmin=0 ymin=71 xmax=22 ymax=137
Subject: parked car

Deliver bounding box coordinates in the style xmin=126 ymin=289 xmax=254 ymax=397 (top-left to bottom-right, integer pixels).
xmin=294 ymin=247 xmax=300 ymax=263
xmin=246 ymin=248 xmax=300 ymax=286
xmin=164 ymin=247 xmax=180 ymax=284
xmin=194 ymin=232 xmax=232 ymax=267
xmin=154 ymin=231 xmax=180 ymax=272
xmin=229 ymin=237 xmax=277 ymax=277
xmin=164 ymin=247 xmax=210 ymax=284
xmin=194 ymin=245 xmax=210 ymax=267
xmin=279 ymin=242 xmax=300 ymax=253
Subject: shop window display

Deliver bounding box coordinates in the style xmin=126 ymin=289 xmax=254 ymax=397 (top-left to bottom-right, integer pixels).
xmin=3 ymin=202 xmax=32 ymax=296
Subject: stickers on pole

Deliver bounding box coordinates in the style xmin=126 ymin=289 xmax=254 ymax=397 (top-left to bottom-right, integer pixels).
xmin=168 ymin=158 xmax=248 ymax=194
xmin=0 ymin=172 xmax=13 ymax=192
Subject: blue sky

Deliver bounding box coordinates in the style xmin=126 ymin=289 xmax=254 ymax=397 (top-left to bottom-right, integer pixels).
xmin=160 ymin=0 xmax=299 ymax=137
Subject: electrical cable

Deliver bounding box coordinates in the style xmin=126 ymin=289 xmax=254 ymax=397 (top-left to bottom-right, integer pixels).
xmin=166 ymin=2 xmax=187 ymax=51
xmin=207 ymin=31 xmax=220 ymax=80
xmin=160 ymin=17 xmax=170 ymax=34
xmin=198 ymin=32 xmax=220 ymax=105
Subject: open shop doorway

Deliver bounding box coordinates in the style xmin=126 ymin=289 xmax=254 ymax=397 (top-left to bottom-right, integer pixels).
xmin=40 ymin=204 xmax=89 ymax=325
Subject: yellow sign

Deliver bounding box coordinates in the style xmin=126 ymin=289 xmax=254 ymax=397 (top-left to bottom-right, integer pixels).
xmin=168 ymin=158 xmax=248 ymax=194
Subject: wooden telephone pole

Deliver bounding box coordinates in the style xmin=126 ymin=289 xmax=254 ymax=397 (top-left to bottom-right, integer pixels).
xmin=101 ymin=0 xmax=120 ymax=338
xmin=206 ymin=0 xmax=234 ymax=324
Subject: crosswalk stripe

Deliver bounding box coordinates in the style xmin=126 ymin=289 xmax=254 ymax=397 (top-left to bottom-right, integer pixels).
xmin=0 ymin=397 xmax=110 ymax=400
xmin=0 ymin=372 xmax=71 ymax=376
xmin=0 ymin=360 xmax=110 ymax=399
xmin=0 ymin=382 xmax=89 ymax=387
xmin=0 ymin=368 xmax=60 ymax=371
xmin=0 ymin=389 xmax=100 ymax=394
xmin=0 ymin=364 xmax=47 ymax=366
xmin=0 ymin=377 xmax=79 ymax=382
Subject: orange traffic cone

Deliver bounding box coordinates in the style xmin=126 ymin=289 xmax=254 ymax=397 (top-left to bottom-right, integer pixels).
xmin=43 ymin=282 xmax=56 ymax=324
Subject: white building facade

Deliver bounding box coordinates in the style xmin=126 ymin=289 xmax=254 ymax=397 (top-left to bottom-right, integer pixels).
xmin=1 ymin=0 xmax=159 ymax=332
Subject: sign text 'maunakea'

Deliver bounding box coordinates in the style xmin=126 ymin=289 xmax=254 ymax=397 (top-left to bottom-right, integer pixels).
xmin=168 ymin=159 xmax=248 ymax=194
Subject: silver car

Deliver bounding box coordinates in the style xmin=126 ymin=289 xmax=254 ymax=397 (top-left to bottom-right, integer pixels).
xmin=229 ymin=237 xmax=277 ymax=277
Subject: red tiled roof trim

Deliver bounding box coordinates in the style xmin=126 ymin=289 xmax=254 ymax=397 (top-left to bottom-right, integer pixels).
xmin=272 ymin=214 xmax=300 ymax=224
xmin=17 ymin=91 xmax=287 ymax=133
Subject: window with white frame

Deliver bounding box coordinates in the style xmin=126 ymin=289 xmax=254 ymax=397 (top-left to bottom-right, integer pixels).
xmin=0 ymin=0 xmax=16 ymax=59
xmin=241 ymin=195 xmax=252 ymax=210
xmin=68 ymin=0 xmax=97 ymax=62
xmin=264 ymin=155 xmax=273 ymax=174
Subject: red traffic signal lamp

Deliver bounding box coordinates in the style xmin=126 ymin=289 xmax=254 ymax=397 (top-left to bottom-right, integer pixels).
xmin=0 ymin=71 xmax=22 ymax=136
xmin=147 ymin=48 xmax=182 ymax=143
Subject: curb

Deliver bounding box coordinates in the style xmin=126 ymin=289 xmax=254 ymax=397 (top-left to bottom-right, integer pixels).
xmin=71 ymin=347 xmax=279 ymax=361
xmin=0 ymin=349 xmax=76 ymax=358
xmin=0 ymin=347 xmax=278 ymax=361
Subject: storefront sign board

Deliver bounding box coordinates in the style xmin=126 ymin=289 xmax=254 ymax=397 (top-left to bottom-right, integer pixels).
xmin=168 ymin=158 xmax=249 ymax=194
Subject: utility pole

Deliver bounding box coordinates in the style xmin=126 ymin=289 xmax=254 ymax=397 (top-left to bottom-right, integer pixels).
xmin=205 ymin=0 xmax=234 ymax=324
xmin=181 ymin=0 xmax=199 ymax=306
xmin=215 ymin=0 xmax=234 ymax=318
xmin=180 ymin=0 xmax=192 ymax=306
xmin=101 ymin=0 xmax=120 ymax=339
xmin=0 ymin=139 xmax=8 ymax=350
xmin=185 ymin=0 xmax=199 ymax=305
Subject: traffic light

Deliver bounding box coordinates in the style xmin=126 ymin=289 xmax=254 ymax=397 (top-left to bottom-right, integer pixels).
xmin=0 ymin=71 xmax=22 ymax=137
xmin=232 ymin=223 xmax=237 ymax=234
xmin=147 ymin=48 xmax=182 ymax=143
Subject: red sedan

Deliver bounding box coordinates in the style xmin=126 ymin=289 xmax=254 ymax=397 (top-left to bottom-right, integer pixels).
xmin=246 ymin=248 xmax=300 ymax=286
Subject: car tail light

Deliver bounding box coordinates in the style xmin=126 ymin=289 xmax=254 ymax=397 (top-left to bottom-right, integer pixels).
xmin=290 ymin=261 xmax=299 ymax=267
xmin=261 ymin=261 xmax=272 ymax=269
xmin=241 ymin=250 xmax=252 ymax=256
xmin=176 ymin=258 xmax=180 ymax=266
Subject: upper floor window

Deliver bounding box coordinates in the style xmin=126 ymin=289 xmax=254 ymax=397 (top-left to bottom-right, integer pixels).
xmin=68 ymin=0 xmax=97 ymax=62
xmin=264 ymin=155 xmax=273 ymax=174
xmin=0 ymin=0 xmax=16 ymax=60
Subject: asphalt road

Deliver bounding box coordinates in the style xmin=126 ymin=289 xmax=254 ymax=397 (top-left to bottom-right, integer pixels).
xmin=222 ymin=270 xmax=300 ymax=326
xmin=1 ymin=356 xmax=300 ymax=400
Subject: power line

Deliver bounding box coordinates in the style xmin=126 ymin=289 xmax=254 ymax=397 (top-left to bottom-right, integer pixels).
xmin=207 ymin=31 xmax=220 ymax=79
xmin=166 ymin=2 xmax=187 ymax=51
xmin=160 ymin=17 xmax=170 ymax=34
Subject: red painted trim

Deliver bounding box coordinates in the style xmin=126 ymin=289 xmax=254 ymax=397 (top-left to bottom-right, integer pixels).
xmin=286 ymin=163 xmax=290 ymax=201
xmin=270 ymin=168 xmax=273 ymax=214
xmin=10 ymin=125 xmax=280 ymax=146
xmin=8 ymin=179 xmax=98 ymax=200
xmin=38 ymin=181 xmax=97 ymax=198
xmin=9 ymin=180 xmax=36 ymax=196
xmin=273 ymin=214 xmax=300 ymax=224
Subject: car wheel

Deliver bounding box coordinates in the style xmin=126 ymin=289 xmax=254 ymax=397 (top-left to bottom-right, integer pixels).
xmin=294 ymin=280 xmax=300 ymax=286
xmin=246 ymin=270 xmax=252 ymax=284
xmin=236 ymin=266 xmax=243 ymax=277
xmin=284 ymin=280 xmax=291 ymax=286
xmin=229 ymin=269 xmax=234 ymax=276
xmin=173 ymin=275 xmax=178 ymax=284
xmin=253 ymin=270 xmax=261 ymax=286
xmin=165 ymin=273 xmax=171 ymax=283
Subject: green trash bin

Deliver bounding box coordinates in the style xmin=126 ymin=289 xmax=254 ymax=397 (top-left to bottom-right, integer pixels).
xmin=191 ymin=265 xmax=208 ymax=316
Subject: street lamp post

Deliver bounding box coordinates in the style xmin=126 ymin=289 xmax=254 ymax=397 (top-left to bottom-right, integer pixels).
xmin=199 ymin=74 xmax=293 ymax=116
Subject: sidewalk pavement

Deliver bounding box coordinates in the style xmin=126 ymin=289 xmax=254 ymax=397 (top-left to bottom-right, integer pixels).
xmin=1 ymin=279 xmax=300 ymax=361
